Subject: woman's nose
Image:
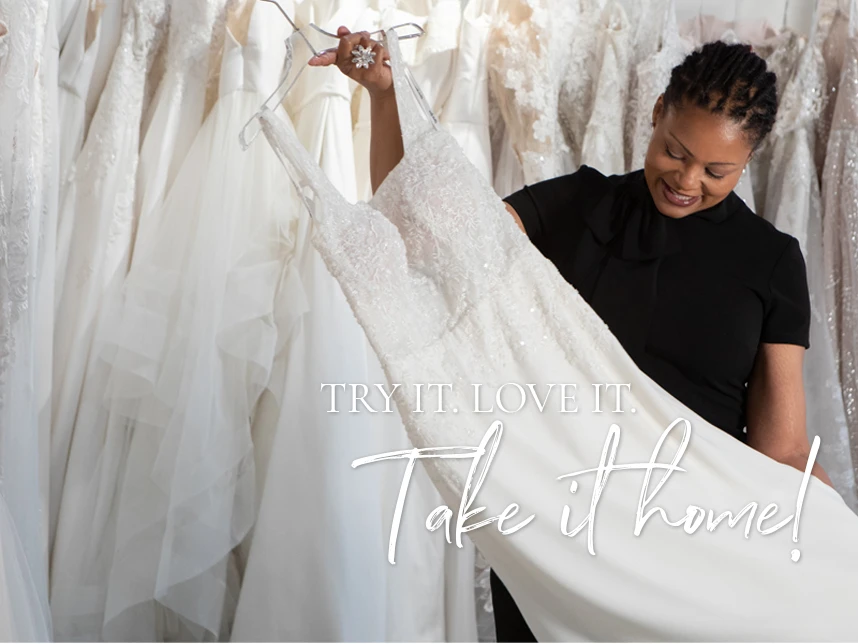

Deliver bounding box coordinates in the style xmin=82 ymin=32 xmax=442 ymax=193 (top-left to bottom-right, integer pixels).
xmin=675 ymin=168 xmax=700 ymax=191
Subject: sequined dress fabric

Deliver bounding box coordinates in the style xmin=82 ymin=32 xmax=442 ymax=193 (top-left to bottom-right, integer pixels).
xmin=762 ymin=26 xmax=857 ymax=510
xmin=256 ymin=28 xmax=858 ymax=642
xmin=822 ymin=19 xmax=858 ymax=499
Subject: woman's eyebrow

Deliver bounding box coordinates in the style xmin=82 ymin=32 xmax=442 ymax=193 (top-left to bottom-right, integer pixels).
xmin=668 ymin=131 xmax=738 ymax=166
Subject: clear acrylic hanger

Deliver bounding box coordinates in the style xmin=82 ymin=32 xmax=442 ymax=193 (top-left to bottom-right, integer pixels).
xmin=259 ymin=0 xmax=424 ymax=55
xmin=239 ymin=0 xmax=425 ymax=149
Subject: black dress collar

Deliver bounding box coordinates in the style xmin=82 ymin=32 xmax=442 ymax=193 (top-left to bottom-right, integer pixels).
xmin=581 ymin=168 xmax=733 ymax=261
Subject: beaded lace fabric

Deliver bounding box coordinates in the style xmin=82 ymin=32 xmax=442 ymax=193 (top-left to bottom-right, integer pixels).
xmin=626 ymin=0 xmax=687 ymax=172
xmin=258 ymin=28 xmax=858 ymax=641
xmin=0 ymin=0 xmax=54 ymax=639
xmin=487 ymin=0 xmax=577 ymax=184
xmin=578 ymin=0 xmax=631 ymax=175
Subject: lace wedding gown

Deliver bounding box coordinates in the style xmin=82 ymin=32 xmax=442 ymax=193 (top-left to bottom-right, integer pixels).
xmin=50 ymin=0 xmax=170 ymax=584
xmin=234 ymin=5 xmax=476 ymax=639
xmin=352 ymin=0 xmax=461 ymax=201
xmin=490 ymin=0 xmax=577 ymax=185
xmin=579 ymin=0 xmax=631 ymax=175
xmin=627 ymin=0 xmax=687 ymax=172
xmin=134 ymin=0 xmax=227 ymax=238
xmin=822 ymin=1 xmax=858 ymax=497
xmin=57 ymin=0 xmax=103 ymax=216
xmin=750 ymin=29 xmax=805 ymax=217
xmin=0 ymin=0 xmax=53 ymax=638
xmin=52 ymin=1 xmax=294 ymax=639
xmin=259 ymin=28 xmax=858 ymax=641
xmin=761 ymin=24 xmax=857 ymax=511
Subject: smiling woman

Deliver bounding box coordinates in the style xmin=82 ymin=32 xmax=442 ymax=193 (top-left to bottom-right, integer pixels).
xmin=494 ymin=40 xmax=822 ymax=642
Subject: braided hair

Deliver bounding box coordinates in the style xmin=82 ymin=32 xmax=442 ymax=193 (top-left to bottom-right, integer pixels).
xmin=662 ymin=41 xmax=778 ymax=150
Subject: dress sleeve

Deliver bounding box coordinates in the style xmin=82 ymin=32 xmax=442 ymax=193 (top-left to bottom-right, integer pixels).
xmin=760 ymin=237 xmax=811 ymax=348
xmin=502 ymin=170 xmax=589 ymax=251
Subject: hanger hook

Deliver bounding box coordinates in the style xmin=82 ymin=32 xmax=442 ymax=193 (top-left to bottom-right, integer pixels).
xmin=238 ymin=16 xmax=425 ymax=150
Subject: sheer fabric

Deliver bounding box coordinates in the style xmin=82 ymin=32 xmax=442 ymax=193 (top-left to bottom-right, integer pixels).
xmin=822 ymin=0 xmax=858 ymax=502
xmin=260 ymin=28 xmax=858 ymax=641
xmin=762 ymin=24 xmax=857 ymax=511
xmin=490 ymin=0 xmax=578 ymax=184
xmin=627 ymin=0 xmax=687 ymax=172
xmin=0 ymin=0 xmax=54 ymax=638
xmin=235 ymin=8 xmax=477 ymax=639
xmin=51 ymin=2 xmax=294 ymax=639
xmin=579 ymin=0 xmax=632 ymax=176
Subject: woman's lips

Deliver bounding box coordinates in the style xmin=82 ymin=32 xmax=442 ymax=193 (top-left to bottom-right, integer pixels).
xmin=661 ymin=180 xmax=701 ymax=208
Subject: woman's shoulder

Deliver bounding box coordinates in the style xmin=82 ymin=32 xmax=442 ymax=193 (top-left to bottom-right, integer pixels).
xmin=727 ymin=195 xmax=800 ymax=257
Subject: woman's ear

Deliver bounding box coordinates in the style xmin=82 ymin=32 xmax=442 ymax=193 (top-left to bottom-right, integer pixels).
xmin=651 ymin=95 xmax=665 ymax=128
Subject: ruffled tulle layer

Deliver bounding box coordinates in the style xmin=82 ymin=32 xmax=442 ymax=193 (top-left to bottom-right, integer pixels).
xmin=50 ymin=92 xmax=302 ymax=641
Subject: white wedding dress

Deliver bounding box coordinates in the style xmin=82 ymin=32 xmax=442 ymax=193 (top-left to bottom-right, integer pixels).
xmin=259 ymin=28 xmax=858 ymax=641
xmin=0 ymin=0 xmax=53 ymax=639
xmin=50 ymin=0 xmax=170 ymax=586
xmin=57 ymin=0 xmax=104 ymax=219
xmin=134 ymin=0 xmax=228 ymax=240
xmin=489 ymin=0 xmax=577 ymax=185
xmin=52 ymin=1 xmax=293 ymax=640
xmin=750 ymin=28 xmax=805 ymax=218
xmin=761 ymin=22 xmax=857 ymax=511
xmin=627 ymin=0 xmax=687 ymax=172
xmin=234 ymin=5 xmax=475 ymax=639
xmin=579 ymin=0 xmax=631 ymax=176
xmin=352 ymin=0 xmax=462 ymax=202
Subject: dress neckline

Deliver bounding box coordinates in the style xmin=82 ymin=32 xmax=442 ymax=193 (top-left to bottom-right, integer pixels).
xmin=580 ymin=167 xmax=736 ymax=261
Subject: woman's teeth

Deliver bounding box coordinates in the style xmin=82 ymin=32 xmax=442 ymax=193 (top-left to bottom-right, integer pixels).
xmin=662 ymin=181 xmax=699 ymax=207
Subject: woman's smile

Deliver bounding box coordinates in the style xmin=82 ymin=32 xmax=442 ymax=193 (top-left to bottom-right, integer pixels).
xmin=660 ymin=179 xmax=701 ymax=208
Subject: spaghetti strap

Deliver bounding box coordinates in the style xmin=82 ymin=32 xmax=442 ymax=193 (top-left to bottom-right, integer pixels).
xmin=384 ymin=28 xmax=440 ymax=149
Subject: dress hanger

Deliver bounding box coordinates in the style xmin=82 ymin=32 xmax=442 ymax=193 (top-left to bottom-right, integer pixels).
xmin=258 ymin=0 xmax=423 ymax=57
xmin=238 ymin=0 xmax=425 ymax=149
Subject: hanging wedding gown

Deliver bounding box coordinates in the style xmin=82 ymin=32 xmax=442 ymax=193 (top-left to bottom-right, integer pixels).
xmin=627 ymin=0 xmax=687 ymax=172
xmin=489 ymin=0 xmax=578 ymax=185
xmin=558 ymin=0 xmax=602 ymax=174
xmin=822 ymin=1 xmax=858 ymax=495
xmin=579 ymin=0 xmax=631 ymax=175
xmin=761 ymin=23 xmax=857 ymax=511
xmin=57 ymin=0 xmax=104 ymax=203
xmin=817 ymin=1 xmax=850 ymax=177
xmin=438 ymin=0 xmax=495 ymax=183
xmin=352 ymin=0 xmax=462 ymax=202
xmin=750 ymin=28 xmax=805 ymax=217
xmin=50 ymin=0 xmax=105 ymax=549
xmin=50 ymin=0 xmax=170 ymax=565
xmin=259 ymin=28 xmax=858 ymax=641
xmin=55 ymin=2 xmax=298 ymax=639
xmin=0 ymin=0 xmax=54 ymax=639
xmin=234 ymin=4 xmax=474 ymax=639
xmin=134 ymin=0 xmax=227 ymax=238
xmin=346 ymin=4 xmax=484 ymax=640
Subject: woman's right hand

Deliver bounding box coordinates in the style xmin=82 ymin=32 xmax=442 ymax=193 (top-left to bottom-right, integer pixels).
xmin=309 ymin=26 xmax=394 ymax=99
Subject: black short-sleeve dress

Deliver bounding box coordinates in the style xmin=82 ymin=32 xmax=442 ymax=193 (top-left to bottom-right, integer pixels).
xmin=490 ymin=165 xmax=811 ymax=642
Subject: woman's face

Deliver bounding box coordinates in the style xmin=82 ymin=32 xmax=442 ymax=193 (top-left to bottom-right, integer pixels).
xmin=644 ymin=96 xmax=754 ymax=218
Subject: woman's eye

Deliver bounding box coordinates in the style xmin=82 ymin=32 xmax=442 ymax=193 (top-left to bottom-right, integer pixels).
xmin=665 ymin=146 xmax=682 ymax=160
xmin=706 ymin=169 xmax=724 ymax=180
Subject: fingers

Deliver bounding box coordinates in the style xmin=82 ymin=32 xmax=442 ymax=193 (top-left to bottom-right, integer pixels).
xmin=308 ymin=47 xmax=338 ymax=66
xmin=307 ymin=26 xmax=392 ymax=93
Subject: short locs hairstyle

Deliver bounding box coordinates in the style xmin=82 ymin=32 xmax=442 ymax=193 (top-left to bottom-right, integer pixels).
xmin=663 ymin=41 xmax=778 ymax=150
